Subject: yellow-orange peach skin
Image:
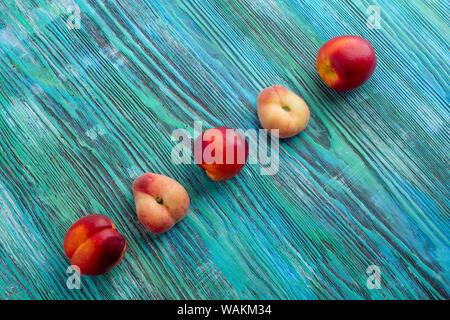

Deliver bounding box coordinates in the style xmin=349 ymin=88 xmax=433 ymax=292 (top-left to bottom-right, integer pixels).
xmin=257 ymin=85 xmax=310 ymax=138
xmin=63 ymin=214 xmax=126 ymax=276
xmin=133 ymin=173 xmax=190 ymax=234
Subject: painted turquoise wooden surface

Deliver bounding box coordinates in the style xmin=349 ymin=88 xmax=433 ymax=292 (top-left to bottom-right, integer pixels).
xmin=0 ymin=0 xmax=448 ymax=299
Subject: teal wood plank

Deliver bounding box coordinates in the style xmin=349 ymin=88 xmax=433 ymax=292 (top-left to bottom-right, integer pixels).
xmin=0 ymin=0 xmax=448 ymax=299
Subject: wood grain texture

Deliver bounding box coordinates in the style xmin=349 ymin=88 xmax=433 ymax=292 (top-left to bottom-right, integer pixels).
xmin=0 ymin=0 xmax=448 ymax=299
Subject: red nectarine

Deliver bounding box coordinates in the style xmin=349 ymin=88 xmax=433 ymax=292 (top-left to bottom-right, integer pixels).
xmin=194 ymin=127 xmax=248 ymax=181
xmin=317 ymin=35 xmax=376 ymax=91
xmin=63 ymin=214 xmax=126 ymax=276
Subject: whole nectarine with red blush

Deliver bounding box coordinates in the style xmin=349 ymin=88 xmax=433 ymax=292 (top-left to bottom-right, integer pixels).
xmin=63 ymin=214 xmax=126 ymax=276
xmin=194 ymin=127 xmax=248 ymax=181
xmin=317 ymin=35 xmax=376 ymax=91
xmin=133 ymin=173 xmax=190 ymax=234
xmin=257 ymin=85 xmax=310 ymax=138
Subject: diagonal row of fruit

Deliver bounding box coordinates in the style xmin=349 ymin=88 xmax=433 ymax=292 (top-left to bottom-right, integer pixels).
xmin=63 ymin=36 xmax=377 ymax=276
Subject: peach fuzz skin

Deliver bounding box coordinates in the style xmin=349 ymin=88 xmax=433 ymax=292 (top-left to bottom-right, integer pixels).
xmin=317 ymin=35 xmax=376 ymax=91
xmin=63 ymin=214 xmax=126 ymax=276
xmin=257 ymin=85 xmax=310 ymax=138
xmin=194 ymin=127 xmax=249 ymax=181
xmin=133 ymin=173 xmax=190 ymax=234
